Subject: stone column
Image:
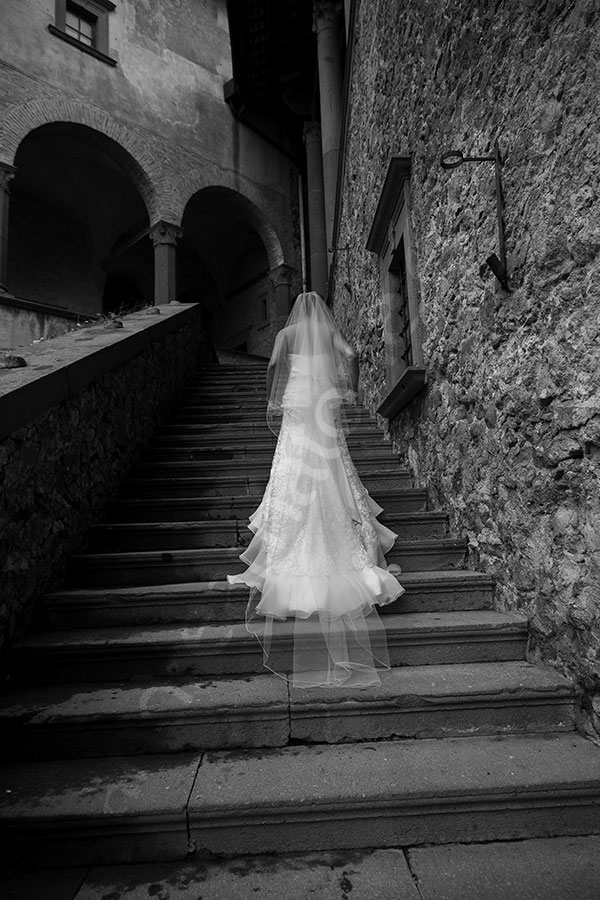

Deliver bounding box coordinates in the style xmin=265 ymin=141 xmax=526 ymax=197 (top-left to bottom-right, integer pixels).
xmin=303 ymin=121 xmax=328 ymax=298
xmin=149 ymin=220 xmax=182 ymax=305
xmin=270 ymin=264 xmax=295 ymax=318
xmin=313 ymin=0 xmax=343 ymax=256
xmin=0 ymin=162 xmax=16 ymax=294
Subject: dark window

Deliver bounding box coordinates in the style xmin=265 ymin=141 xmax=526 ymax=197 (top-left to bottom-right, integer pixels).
xmin=260 ymin=293 xmax=268 ymax=321
xmin=391 ymin=239 xmax=413 ymax=368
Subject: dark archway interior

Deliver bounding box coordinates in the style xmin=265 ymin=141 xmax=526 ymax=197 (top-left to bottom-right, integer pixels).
xmin=9 ymin=123 xmax=152 ymax=315
xmin=180 ymin=186 xmax=270 ymax=349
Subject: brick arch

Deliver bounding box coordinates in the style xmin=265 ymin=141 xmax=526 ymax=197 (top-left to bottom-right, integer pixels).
xmin=174 ymin=167 xmax=293 ymax=270
xmin=0 ymin=99 xmax=161 ymax=220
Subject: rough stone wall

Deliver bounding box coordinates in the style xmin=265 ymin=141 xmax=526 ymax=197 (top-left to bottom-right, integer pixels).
xmin=0 ymin=307 xmax=215 ymax=655
xmin=333 ymin=0 xmax=600 ymax=725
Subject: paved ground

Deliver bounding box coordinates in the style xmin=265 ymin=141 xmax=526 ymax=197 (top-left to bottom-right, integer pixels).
xmin=2 ymin=836 xmax=600 ymax=899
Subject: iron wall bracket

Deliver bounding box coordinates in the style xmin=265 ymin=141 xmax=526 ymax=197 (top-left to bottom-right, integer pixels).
xmin=440 ymin=139 xmax=509 ymax=291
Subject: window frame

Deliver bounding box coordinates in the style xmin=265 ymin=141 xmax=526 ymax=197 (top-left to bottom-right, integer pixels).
xmin=65 ymin=4 xmax=97 ymax=48
xmin=366 ymin=157 xmax=427 ymax=418
xmin=49 ymin=0 xmax=117 ymax=67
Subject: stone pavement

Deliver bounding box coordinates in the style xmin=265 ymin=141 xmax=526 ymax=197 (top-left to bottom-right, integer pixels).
xmin=2 ymin=837 xmax=600 ymax=899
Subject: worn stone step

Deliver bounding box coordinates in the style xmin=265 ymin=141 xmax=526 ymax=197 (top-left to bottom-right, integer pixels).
xmin=10 ymin=611 xmax=527 ymax=683
xmin=0 ymin=663 xmax=576 ymax=761
xmin=41 ymin=571 xmax=494 ymax=629
xmin=67 ymin=538 xmax=466 ymax=587
xmin=194 ymin=368 xmax=267 ymax=378
xmin=156 ymin=421 xmax=385 ymax=439
xmin=169 ymin=408 xmax=375 ymax=424
xmin=0 ymin=673 xmax=289 ymax=760
xmin=5 ymin=735 xmax=596 ymax=867
xmin=106 ymin=488 xmax=428 ymax=522
xmin=187 ymin=733 xmax=600 ymax=855
xmin=0 ymin=752 xmax=198 ymax=867
xmin=196 ymin=364 xmax=267 ymax=374
xmin=86 ymin=512 xmax=448 ymax=552
xmin=148 ymin=432 xmax=388 ymax=452
xmin=174 ymin=397 xmax=373 ymax=411
xmin=119 ymin=469 xmax=413 ymax=499
xmin=191 ymin=376 xmax=267 ymax=386
xmin=142 ymin=445 xmax=400 ymax=467
xmin=133 ymin=459 xmax=409 ymax=479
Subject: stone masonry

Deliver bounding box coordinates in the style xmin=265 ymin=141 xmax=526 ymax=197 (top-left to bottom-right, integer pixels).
xmin=0 ymin=304 xmax=214 ymax=654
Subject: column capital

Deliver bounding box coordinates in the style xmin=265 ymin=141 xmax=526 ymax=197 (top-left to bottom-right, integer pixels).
xmin=313 ymin=0 xmax=342 ymax=33
xmin=149 ymin=220 xmax=182 ymax=247
xmin=0 ymin=162 xmax=17 ymax=192
xmin=269 ymin=263 xmax=295 ymax=288
xmin=303 ymin=120 xmax=322 ymax=146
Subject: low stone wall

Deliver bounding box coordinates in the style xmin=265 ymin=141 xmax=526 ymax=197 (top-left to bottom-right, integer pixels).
xmin=0 ymin=303 xmax=215 ymax=655
xmin=333 ymin=0 xmax=600 ymax=733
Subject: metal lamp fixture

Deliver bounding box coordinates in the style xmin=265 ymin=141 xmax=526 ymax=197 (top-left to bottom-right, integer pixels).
xmin=440 ymin=139 xmax=509 ymax=290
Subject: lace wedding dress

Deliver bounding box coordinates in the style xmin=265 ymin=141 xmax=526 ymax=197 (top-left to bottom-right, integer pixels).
xmin=227 ymin=294 xmax=404 ymax=687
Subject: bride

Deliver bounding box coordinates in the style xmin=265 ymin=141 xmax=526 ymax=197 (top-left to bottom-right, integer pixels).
xmin=227 ymin=292 xmax=404 ymax=687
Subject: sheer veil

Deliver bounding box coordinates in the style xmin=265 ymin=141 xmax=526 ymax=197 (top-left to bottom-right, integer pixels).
xmin=228 ymin=291 xmax=404 ymax=687
xmin=266 ymin=291 xmax=357 ymax=436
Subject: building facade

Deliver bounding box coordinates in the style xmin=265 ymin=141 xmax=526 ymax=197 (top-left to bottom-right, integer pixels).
xmin=0 ymin=0 xmax=301 ymax=352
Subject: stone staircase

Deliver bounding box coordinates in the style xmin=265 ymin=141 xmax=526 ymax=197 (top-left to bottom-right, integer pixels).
xmin=1 ymin=360 xmax=600 ymax=874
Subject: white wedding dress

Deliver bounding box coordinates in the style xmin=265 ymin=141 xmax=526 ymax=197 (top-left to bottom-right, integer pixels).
xmin=227 ymin=340 xmax=404 ymax=688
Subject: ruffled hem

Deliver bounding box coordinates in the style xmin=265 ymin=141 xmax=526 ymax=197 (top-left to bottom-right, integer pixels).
xmin=227 ymin=564 xmax=404 ymax=621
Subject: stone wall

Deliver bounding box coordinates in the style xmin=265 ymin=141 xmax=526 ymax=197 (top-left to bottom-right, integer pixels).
xmin=0 ymin=303 xmax=215 ymax=655
xmin=333 ymin=0 xmax=600 ymax=726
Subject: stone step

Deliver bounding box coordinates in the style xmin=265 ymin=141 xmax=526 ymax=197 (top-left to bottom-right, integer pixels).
xmin=118 ymin=469 xmax=413 ymax=499
xmin=9 ymin=611 xmax=527 ymax=683
xmin=195 ymin=366 xmax=267 ymax=376
xmin=2 ymin=734 xmax=600 ymax=866
xmin=196 ymin=364 xmax=268 ymax=373
xmin=192 ymin=375 xmax=267 ymax=383
xmin=148 ymin=431 xmax=387 ymax=450
xmin=156 ymin=421 xmax=384 ymax=439
xmin=187 ymin=733 xmax=600 ymax=855
xmin=67 ymin=539 xmax=466 ymax=587
xmin=142 ymin=445 xmax=400 ymax=466
xmin=41 ymin=571 xmax=494 ymax=629
xmin=181 ymin=382 xmax=261 ymax=393
xmin=0 ymin=752 xmax=198 ymax=867
xmin=191 ymin=376 xmax=267 ymax=385
xmin=169 ymin=407 xmax=375 ymax=423
xmin=0 ymin=662 xmax=576 ymax=761
xmin=174 ymin=397 xmax=373 ymax=411
xmin=86 ymin=512 xmax=449 ymax=552
xmin=134 ymin=457 xmax=408 ymax=477
xmin=106 ymin=488 xmax=428 ymax=522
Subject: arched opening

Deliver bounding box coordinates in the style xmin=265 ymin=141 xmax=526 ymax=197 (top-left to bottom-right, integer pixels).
xmin=180 ymin=187 xmax=271 ymax=354
xmin=8 ymin=123 xmax=152 ymax=316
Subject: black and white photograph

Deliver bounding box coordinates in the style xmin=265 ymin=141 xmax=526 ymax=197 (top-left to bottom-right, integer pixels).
xmin=0 ymin=1 xmax=599 ymax=897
